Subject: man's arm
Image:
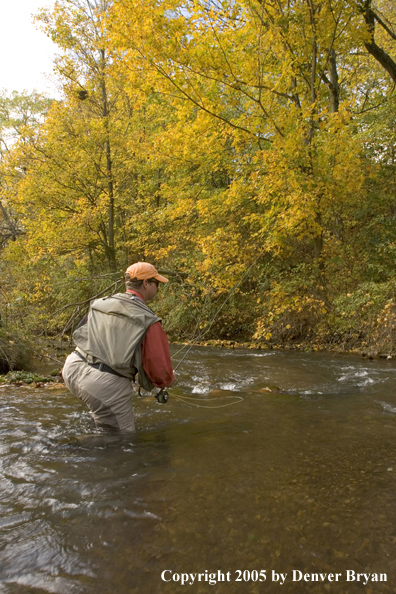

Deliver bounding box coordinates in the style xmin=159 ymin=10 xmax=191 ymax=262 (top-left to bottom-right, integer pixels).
xmin=75 ymin=312 xmax=89 ymax=329
xmin=141 ymin=322 xmax=175 ymax=388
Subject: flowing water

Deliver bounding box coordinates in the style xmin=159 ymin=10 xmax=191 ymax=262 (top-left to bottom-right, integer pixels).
xmin=1 ymin=347 xmax=396 ymax=593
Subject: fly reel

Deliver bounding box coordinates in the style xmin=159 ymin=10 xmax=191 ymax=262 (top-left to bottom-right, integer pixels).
xmin=155 ymin=388 xmax=169 ymax=404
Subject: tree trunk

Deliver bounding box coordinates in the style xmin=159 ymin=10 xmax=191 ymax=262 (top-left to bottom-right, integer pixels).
xmin=100 ymin=48 xmax=117 ymax=272
xmin=328 ymin=49 xmax=339 ymax=113
xmin=0 ymin=199 xmax=17 ymax=242
xmin=359 ymin=0 xmax=396 ymax=84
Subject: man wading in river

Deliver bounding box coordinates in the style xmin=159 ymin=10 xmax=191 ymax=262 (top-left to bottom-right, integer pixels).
xmin=62 ymin=262 xmax=176 ymax=432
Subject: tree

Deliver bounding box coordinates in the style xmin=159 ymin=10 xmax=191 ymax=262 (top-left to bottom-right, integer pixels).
xmin=108 ymin=0 xmax=369 ymax=275
xmin=0 ymin=90 xmax=53 ymax=248
xmin=1 ymin=0 xmax=182 ymax=333
xmin=105 ymin=0 xmax=396 ymax=343
xmin=34 ymin=0 xmax=130 ymax=272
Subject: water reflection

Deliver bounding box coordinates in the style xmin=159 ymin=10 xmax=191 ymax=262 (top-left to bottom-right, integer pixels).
xmin=1 ymin=348 xmax=396 ymax=592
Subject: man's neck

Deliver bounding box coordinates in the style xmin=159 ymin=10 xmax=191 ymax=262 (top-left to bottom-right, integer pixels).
xmin=126 ymin=289 xmax=146 ymax=302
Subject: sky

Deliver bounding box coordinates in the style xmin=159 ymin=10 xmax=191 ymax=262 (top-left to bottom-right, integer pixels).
xmin=0 ymin=0 xmax=59 ymax=97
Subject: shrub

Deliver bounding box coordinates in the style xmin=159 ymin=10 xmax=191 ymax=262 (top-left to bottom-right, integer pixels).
xmin=0 ymin=328 xmax=34 ymax=373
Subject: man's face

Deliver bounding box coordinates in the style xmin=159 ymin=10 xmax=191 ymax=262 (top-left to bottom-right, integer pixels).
xmin=145 ymin=279 xmax=160 ymax=301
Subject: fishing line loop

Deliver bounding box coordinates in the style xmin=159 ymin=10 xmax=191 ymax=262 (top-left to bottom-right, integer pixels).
xmin=170 ymin=393 xmax=244 ymax=408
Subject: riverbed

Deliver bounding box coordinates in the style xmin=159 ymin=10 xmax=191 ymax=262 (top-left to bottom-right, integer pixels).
xmin=1 ymin=347 xmax=396 ymax=593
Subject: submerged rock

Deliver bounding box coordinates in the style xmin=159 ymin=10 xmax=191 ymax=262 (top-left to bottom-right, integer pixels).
xmin=255 ymin=385 xmax=282 ymax=393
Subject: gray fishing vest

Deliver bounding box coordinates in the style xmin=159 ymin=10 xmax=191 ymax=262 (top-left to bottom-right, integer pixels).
xmin=72 ymin=293 xmax=161 ymax=391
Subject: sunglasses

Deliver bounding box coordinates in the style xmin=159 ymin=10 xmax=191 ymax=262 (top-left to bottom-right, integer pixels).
xmin=148 ymin=279 xmax=160 ymax=287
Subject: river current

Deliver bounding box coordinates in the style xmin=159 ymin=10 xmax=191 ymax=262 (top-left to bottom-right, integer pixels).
xmin=1 ymin=347 xmax=396 ymax=593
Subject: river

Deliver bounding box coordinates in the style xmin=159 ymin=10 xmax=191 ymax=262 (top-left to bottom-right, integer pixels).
xmin=1 ymin=347 xmax=396 ymax=593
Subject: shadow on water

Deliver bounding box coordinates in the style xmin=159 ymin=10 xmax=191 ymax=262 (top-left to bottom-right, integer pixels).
xmin=1 ymin=347 xmax=396 ymax=593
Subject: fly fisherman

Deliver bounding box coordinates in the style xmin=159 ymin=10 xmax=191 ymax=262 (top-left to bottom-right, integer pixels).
xmin=62 ymin=262 xmax=176 ymax=432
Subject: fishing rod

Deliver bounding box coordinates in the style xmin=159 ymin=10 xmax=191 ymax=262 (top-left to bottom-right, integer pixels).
xmin=155 ymin=251 xmax=265 ymax=407
xmin=173 ymin=251 xmax=265 ymax=372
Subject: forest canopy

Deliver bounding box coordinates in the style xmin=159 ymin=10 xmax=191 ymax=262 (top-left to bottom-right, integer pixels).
xmin=1 ymin=0 xmax=396 ymax=360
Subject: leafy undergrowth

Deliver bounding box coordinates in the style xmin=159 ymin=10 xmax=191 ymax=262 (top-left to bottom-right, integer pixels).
xmin=0 ymin=329 xmax=34 ymax=373
xmin=0 ymin=370 xmax=63 ymax=386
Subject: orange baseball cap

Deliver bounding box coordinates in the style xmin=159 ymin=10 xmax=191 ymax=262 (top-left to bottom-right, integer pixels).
xmin=125 ymin=262 xmax=168 ymax=283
